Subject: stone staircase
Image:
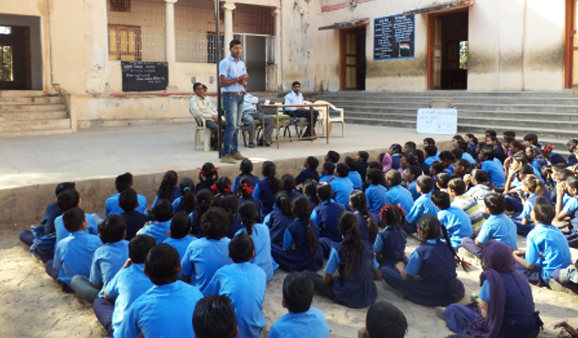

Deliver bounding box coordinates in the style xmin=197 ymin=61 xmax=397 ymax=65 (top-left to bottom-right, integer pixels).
xmin=0 ymin=91 xmax=73 ymax=138
xmin=313 ymin=91 xmax=578 ymax=154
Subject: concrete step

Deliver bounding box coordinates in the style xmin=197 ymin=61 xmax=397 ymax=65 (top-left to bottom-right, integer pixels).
xmin=0 ymin=96 xmax=63 ymax=105
xmin=0 ymin=118 xmax=71 ymax=132
xmin=0 ymin=104 xmax=67 ymax=113
xmin=0 ymin=90 xmax=46 ymax=97
xmin=0 ymin=111 xmax=68 ymax=121
xmin=319 ymin=95 xmax=578 ymax=106
xmin=316 ymin=90 xmax=578 ymax=98
xmin=0 ymin=128 xmax=74 ymax=139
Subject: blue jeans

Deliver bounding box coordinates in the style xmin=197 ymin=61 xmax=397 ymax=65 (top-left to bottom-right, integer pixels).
xmin=221 ymin=94 xmax=244 ymax=156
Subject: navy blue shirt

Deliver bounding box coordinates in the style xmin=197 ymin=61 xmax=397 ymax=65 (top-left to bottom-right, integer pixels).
xmin=40 ymin=202 xmax=63 ymax=235
xmin=121 ymin=210 xmax=148 ymax=241
xmin=295 ymin=168 xmax=320 ymax=185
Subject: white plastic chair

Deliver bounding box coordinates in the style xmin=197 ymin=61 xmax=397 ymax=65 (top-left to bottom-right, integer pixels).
xmin=193 ymin=116 xmax=212 ymax=152
xmin=313 ymin=100 xmax=345 ymax=137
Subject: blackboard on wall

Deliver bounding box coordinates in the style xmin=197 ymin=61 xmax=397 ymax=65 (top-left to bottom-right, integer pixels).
xmin=374 ymin=14 xmax=415 ymax=60
xmin=121 ymin=61 xmax=168 ymax=92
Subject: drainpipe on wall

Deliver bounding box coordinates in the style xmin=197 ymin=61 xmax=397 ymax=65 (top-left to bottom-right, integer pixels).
xmin=46 ymin=0 xmax=56 ymax=92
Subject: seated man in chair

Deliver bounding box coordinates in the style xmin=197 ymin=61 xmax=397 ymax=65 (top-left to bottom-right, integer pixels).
xmin=284 ymin=81 xmax=318 ymax=139
xmin=242 ymin=91 xmax=273 ymax=147
xmin=189 ymin=82 xmax=226 ymax=151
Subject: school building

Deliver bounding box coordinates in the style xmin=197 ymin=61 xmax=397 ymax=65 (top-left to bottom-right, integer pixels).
xmin=0 ymin=0 xmax=575 ymax=137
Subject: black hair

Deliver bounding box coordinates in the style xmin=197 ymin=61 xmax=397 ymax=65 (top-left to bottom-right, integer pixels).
xmin=302 ymin=180 xmax=320 ymax=206
xmin=455 ymin=159 xmax=471 ymax=172
xmin=228 ymin=232 xmax=254 ymax=263
xmin=484 ymin=193 xmax=506 ymax=215
xmin=129 ymin=235 xmax=156 ymax=264
xmin=344 ymin=156 xmax=358 ymax=171
xmin=152 ymin=199 xmax=173 ymax=222
xmin=349 ymin=191 xmax=378 ymax=243
xmin=170 ymin=211 xmax=191 ymax=239
xmin=119 ymin=188 xmax=138 ymax=212
xmin=192 ymin=189 xmax=213 ymax=236
xmin=213 ymin=177 xmax=232 ymax=196
xmin=115 ymin=172 xmax=134 ymax=193
xmin=338 ymin=211 xmax=365 ymax=279
xmin=237 ymin=176 xmax=254 ymax=200
xmin=305 ymin=156 xmax=319 ymax=170
xmin=193 ymin=82 xmax=203 ymax=90
xmin=448 ymin=178 xmax=467 ymax=195
xmin=424 ymin=145 xmax=438 ymax=157
xmin=510 ymin=140 xmax=524 ymax=152
xmin=532 ymin=197 xmax=556 ymax=224
xmin=405 ymin=153 xmax=419 ymax=166
xmin=416 ymin=175 xmax=434 ymax=194
xmin=430 ymin=161 xmax=445 ymax=176
xmin=291 ymin=196 xmax=316 ymax=252
xmin=55 ymin=182 xmax=75 ymax=197
xmin=358 ymin=151 xmax=369 ymax=162
xmin=199 ymin=162 xmax=219 ymax=181
xmin=456 ymin=141 xmax=471 ymax=154
xmin=193 ymin=295 xmax=238 ymax=338
xmin=262 ymin=161 xmax=282 ymax=193
xmin=465 ymin=133 xmax=478 ymax=145
xmin=451 ymin=148 xmax=464 ymax=161
xmin=229 ymin=39 xmax=242 ymax=49
xmin=385 ymin=169 xmax=402 ymax=187
xmin=316 ymin=183 xmax=334 ymax=202
xmin=282 ymin=272 xmax=314 ymax=313
xmin=430 ymin=191 xmax=451 ymax=210
xmin=336 ymin=162 xmax=350 ymax=177
xmin=99 ymin=215 xmax=126 ymax=243
xmin=503 ymin=130 xmax=516 ymax=138
xmin=367 ymin=168 xmax=383 ymax=185
xmin=291 ymin=81 xmax=301 ymax=87
xmin=322 ymin=161 xmax=336 ymax=175
xmin=423 ymin=137 xmax=436 ymax=146
xmin=57 ymin=189 xmax=80 ymax=212
xmin=380 ymin=204 xmax=404 ymax=229
xmin=326 ymin=150 xmax=340 ymax=163
xmin=452 ymin=135 xmax=465 ymax=142
xmin=439 ymin=151 xmax=456 ymax=164
xmin=566 ymin=176 xmax=578 ymax=191
xmin=366 ymin=301 xmax=408 ymax=338
xmin=436 ymin=172 xmax=451 ymax=189
xmin=407 ymin=165 xmax=422 ymax=182
xmin=522 ymin=174 xmax=544 ymax=196
xmin=512 ymin=152 xmax=528 ymax=165
xmin=237 ymin=201 xmax=258 ymax=235
xmin=485 ymin=129 xmax=497 ymax=138
xmin=480 ymin=145 xmax=496 ymax=160
xmin=281 ymin=174 xmax=297 ymax=195
xmin=62 ymin=207 xmax=85 ymax=233
xmin=218 ymin=195 xmax=238 ymax=230
xmin=412 ymin=149 xmax=425 ymax=163
xmin=274 ymin=191 xmax=293 ymax=218
xmin=417 ymin=215 xmax=469 ymax=272
xmin=390 ymin=143 xmax=402 ymax=154
xmin=470 ymin=169 xmax=490 ymax=185
xmin=179 ymin=178 xmax=196 ymax=213
xmin=157 ymin=170 xmax=178 ymax=201
xmin=367 ymin=160 xmax=384 ymax=171
xmin=239 ymin=159 xmax=253 ymax=175
xmin=201 ymin=207 xmax=230 ymax=240
xmin=555 ymin=169 xmax=575 ymax=182
xmin=145 ymin=244 xmax=181 ymax=286
xmin=404 ymin=141 xmax=416 ymax=151
xmin=523 ymin=133 xmax=538 ymax=145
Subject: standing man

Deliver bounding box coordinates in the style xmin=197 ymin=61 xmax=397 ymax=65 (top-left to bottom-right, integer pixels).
xmin=189 ymin=82 xmax=225 ymax=151
xmin=284 ymin=81 xmax=318 ymax=139
xmin=219 ymin=39 xmax=248 ymax=164
xmin=242 ymin=92 xmax=273 ymax=147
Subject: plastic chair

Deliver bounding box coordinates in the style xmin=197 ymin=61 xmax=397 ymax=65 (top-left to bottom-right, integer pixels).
xmin=193 ymin=116 xmax=212 ymax=152
xmin=313 ymin=100 xmax=345 ymax=137
xmin=428 ymin=99 xmax=454 ymax=108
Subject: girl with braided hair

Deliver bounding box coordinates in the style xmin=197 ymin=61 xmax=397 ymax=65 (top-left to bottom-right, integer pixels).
xmin=348 ymin=190 xmax=379 ymax=246
xmin=373 ymin=204 xmax=407 ymax=270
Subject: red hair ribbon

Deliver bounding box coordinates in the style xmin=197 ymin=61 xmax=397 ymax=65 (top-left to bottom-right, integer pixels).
xmin=210 ymin=184 xmax=218 ymax=192
xmin=379 ymin=205 xmax=390 ymax=217
xmin=543 ymin=144 xmax=555 ymax=155
xmin=211 ymin=167 xmax=220 ymax=173
xmin=241 ymin=183 xmax=254 ymax=195
xmin=397 ymin=204 xmax=406 ymax=218
xmin=224 ymin=185 xmax=232 ymax=195
xmin=197 ymin=167 xmax=206 ymax=176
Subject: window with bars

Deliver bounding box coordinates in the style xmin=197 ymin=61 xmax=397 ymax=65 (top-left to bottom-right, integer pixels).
xmin=108 ymin=25 xmax=142 ymax=61
xmin=110 ymin=0 xmax=131 ymax=12
xmin=206 ymin=33 xmax=225 ymax=64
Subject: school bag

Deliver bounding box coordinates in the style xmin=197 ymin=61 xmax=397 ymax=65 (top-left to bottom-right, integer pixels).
xmin=30 ymin=232 xmax=57 ymax=257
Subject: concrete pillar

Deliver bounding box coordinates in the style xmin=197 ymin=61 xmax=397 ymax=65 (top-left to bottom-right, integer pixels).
xmin=273 ymin=7 xmax=281 ymax=91
xmin=223 ymin=2 xmax=236 ymax=48
xmin=165 ymin=0 xmax=178 ymax=88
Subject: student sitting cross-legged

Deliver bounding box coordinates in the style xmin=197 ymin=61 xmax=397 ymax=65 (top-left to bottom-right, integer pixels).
xmin=93 ymin=234 xmax=156 ymax=337
xmin=204 ymin=233 xmax=267 ymax=338
xmin=117 ymin=244 xmax=203 ymax=338
xmin=311 ymin=183 xmax=346 ymax=258
xmin=265 ymin=191 xmax=294 ymax=247
xmin=374 ymin=204 xmax=408 ymax=272
xmin=138 ymin=199 xmax=173 ymax=245
xmin=403 ymin=175 xmax=437 ymax=233
xmin=431 ymin=191 xmax=473 ymax=250
xmin=118 ymin=189 xmax=148 ymax=241
xmin=54 ymin=189 xmax=99 ymax=246
xmin=193 ymin=295 xmax=239 ymax=338
xmin=163 ymin=211 xmax=197 ymax=260
xmin=71 ymin=215 xmax=129 ymax=303
xmin=105 ymin=172 xmax=147 ymax=216
xmin=267 ymin=272 xmax=330 ymax=338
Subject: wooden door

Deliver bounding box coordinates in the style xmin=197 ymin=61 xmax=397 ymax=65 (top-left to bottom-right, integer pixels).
xmin=344 ymin=31 xmax=357 ymax=89
xmin=566 ymin=0 xmax=578 ymax=87
xmin=427 ymin=15 xmax=442 ymax=89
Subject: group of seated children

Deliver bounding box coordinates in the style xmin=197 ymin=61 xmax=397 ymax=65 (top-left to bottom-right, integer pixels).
xmin=18 ymin=130 xmax=578 ymax=337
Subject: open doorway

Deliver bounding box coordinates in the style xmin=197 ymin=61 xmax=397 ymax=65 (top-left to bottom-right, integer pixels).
xmin=428 ymin=10 xmax=469 ymax=90
xmin=340 ymin=26 xmax=366 ymax=90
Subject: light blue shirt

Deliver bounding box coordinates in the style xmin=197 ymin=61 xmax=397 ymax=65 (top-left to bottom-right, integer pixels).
xmin=475 ymin=213 xmax=518 ymax=249
xmin=424 ymin=156 xmax=437 ymax=167
xmin=563 ymin=196 xmax=578 ymax=216
xmin=409 ymin=181 xmax=420 ymax=201
xmin=139 ymin=220 xmax=171 ymax=245
xmin=526 ymin=223 xmax=572 ymax=283
xmin=520 ymin=193 xmax=537 ymax=221
xmin=105 ymin=263 xmax=153 ymax=336
xmin=462 ymin=152 xmax=476 ymax=165
xmin=267 ymin=308 xmax=330 ymax=338
xmin=365 ymin=184 xmax=387 ymax=213
xmin=117 ymin=281 xmax=203 ymax=338
xmin=53 ymin=231 xmax=102 ymax=285
xmin=204 ymin=262 xmax=267 ymax=338
xmin=284 ymin=90 xmax=305 ymax=111
xmin=90 ymin=240 xmax=129 ymax=297
xmin=330 ymin=176 xmax=354 ymax=207
xmin=163 ymin=235 xmax=197 ymax=260
xmin=235 ymin=224 xmax=277 ymax=282
xmin=481 ymin=158 xmax=506 ymax=187
xmin=243 ymin=92 xmax=259 ymax=113
xmin=181 ymin=237 xmax=233 ymax=293
xmin=347 ymin=171 xmax=363 ymax=190
xmin=405 ymin=193 xmax=437 ymax=225
xmin=384 ymin=185 xmax=414 ymax=216
xmin=219 ymin=55 xmax=247 ymax=92
xmin=105 ymin=193 xmax=147 ymax=216
xmin=437 ymin=206 xmax=473 ymax=249
xmin=319 ymin=174 xmax=335 ymax=183
xmin=54 ymin=213 xmax=98 ymax=246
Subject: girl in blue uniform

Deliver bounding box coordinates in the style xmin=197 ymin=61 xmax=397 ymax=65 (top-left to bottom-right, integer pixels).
xmin=216 ymin=195 xmax=243 ymax=239
xmin=282 ymin=174 xmax=302 ymax=200
xmin=512 ymin=174 xmax=546 ymax=236
xmin=305 ymin=211 xmax=381 ymax=308
xmin=311 ymin=183 xmax=346 ymax=258
xmin=555 ymin=176 xmax=578 ymax=247
xmin=152 ymin=170 xmax=181 ymax=207
xmin=348 ymin=190 xmax=379 ymax=247
xmin=381 ymin=214 xmax=468 ymax=306
xmin=253 ymin=161 xmax=282 ymax=216
xmin=172 ymin=178 xmax=195 ymax=213
xmin=237 ymin=175 xmax=262 ymax=222
xmin=374 ymin=204 xmax=407 ymax=270
xmin=189 ymin=189 xmax=213 ymax=237
xmin=265 ymin=191 xmax=294 ymax=247
xmin=231 ymin=159 xmax=260 ymax=194
xmin=195 ymin=162 xmax=219 ymax=192
xmin=303 ymin=180 xmax=320 ymax=210
xmin=211 ymin=176 xmax=233 ymax=205
xmin=271 ymin=196 xmax=323 ymax=272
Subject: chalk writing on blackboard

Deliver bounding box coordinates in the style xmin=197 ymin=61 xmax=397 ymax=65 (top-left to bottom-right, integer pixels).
xmin=374 ymin=14 xmax=415 ymax=60
xmin=416 ymin=109 xmax=458 ymax=135
xmin=121 ymin=61 xmax=168 ymax=92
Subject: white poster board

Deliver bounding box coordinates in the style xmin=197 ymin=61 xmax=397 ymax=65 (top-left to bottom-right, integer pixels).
xmin=416 ymin=108 xmax=457 ymax=135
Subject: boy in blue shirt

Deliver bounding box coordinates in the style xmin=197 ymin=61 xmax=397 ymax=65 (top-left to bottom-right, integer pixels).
xmin=403 ymin=175 xmax=437 ymax=233
xmin=54 ymin=189 xmax=99 ymax=245
xmin=45 ymin=208 xmax=102 ymax=292
xmin=345 ymin=156 xmax=363 ymax=190
xmin=193 ymin=295 xmax=239 ymax=338
xmin=330 ymin=163 xmax=354 ymax=207
xmin=324 ymin=150 xmax=340 ymax=165
xmin=355 ymin=150 xmax=370 ymax=184
xmin=424 ymin=145 xmax=439 ymax=167
xmin=404 ymin=165 xmax=422 ymax=201
xmin=430 ymin=191 xmax=472 ymax=249
xmin=93 ymin=234 xmax=156 ymax=337
xmin=384 ymin=169 xmax=414 ymax=215
xmin=268 ymin=272 xmax=329 ymax=338
xmin=204 ymin=233 xmax=266 ymax=338
xmin=479 ymin=145 xmax=506 ymax=188
xmin=105 ymin=172 xmax=147 ymax=216
xmin=462 ymin=193 xmax=517 ymax=258
xmin=295 ymin=156 xmax=320 ymax=186
xmin=117 ymin=244 xmax=203 ymax=338
xmin=71 ymin=214 xmax=129 ymax=303
xmin=318 ymin=162 xmax=335 ymax=183
xmin=118 ymin=189 xmax=148 ymax=240
xmin=163 ymin=211 xmax=197 ymax=259
xmin=138 ymin=199 xmax=173 ymax=244
xmin=365 ymin=168 xmax=387 ymax=213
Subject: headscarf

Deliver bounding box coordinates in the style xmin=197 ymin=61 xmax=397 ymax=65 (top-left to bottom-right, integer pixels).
xmin=382 ymin=153 xmax=392 ymax=172
xmin=468 ymin=240 xmax=514 ymax=338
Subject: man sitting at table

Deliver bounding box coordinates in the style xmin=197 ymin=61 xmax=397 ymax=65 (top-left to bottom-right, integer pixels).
xmin=243 ymin=91 xmax=273 ymax=147
xmin=284 ymin=81 xmax=318 ymax=139
xmin=189 ymin=82 xmax=226 ymax=151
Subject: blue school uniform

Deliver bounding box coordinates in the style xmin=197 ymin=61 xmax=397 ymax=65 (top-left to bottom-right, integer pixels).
xmin=253 ymin=177 xmax=276 ymax=215
xmin=239 ymin=194 xmax=263 ymax=220
xmin=525 ymin=223 xmax=572 ymax=283
xmin=424 ymin=156 xmax=437 ymax=167
xmin=311 ymin=200 xmax=346 ymax=242
xmin=163 ymin=235 xmax=197 ymax=260
xmin=329 ymin=176 xmax=354 ymax=207
xmin=195 ymin=178 xmax=215 ymax=193
xmin=408 ymin=181 xmax=420 ymax=201
xmin=105 ymin=263 xmax=154 ymax=336
xmin=385 ymin=185 xmax=414 ymax=215
xmin=319 ymin=174 xmax=335 ymax=183
xmin=204 ymin=262 xmax=267 ymax=338
xmin=53 ymin=231 xmax=102 ymax=285
xmin=365 ymin=184 xmax=387 ymax=213
xmin=295 ymin=168 xmax=320 ymax=186
xmin=437 ymin=206 xmax=473 ymax=249
xmin=381 ymin=239 xmax=465 ymax=306
xmin=563 ymin=196 xmax=578 ymax=228
xmin=347 ymin=171 xmax=363 ymax=190
xmin=267 ymin=308 xmax=330 ymax=338
xmin=39 ymin=202 xmax=63 ymax=235
xmin=373 ymin=226 xmax=407 ymax=268
xmin=475 ymin=213 xmax=518 ymax=249
xmin=90 ymin=240 xmax=129 ymax=297
xmin=138 ymin=220 xmax=171 ymax=245
xmin=232 ymin=173 xmax=260 ymax=194
xmin=151 ymin=186 xmax=181 ymax=207
xmin=265 ymin=209 xmax=294 ymax=247
xmin=307 ymin=196 xmax=319 ymax=210
xmin=391 ymin=153 xmax=403 ymax=170
xmin=512 ymin=193 xmax=541 ymax=236
xmin=354 ymin=211 xmax=380 ymax=246
xmin=445 ymin=164 xmax=455 ymax=176
xmin=271 ymin=219 xmax=323 ymax=272
xmin=404 ymin=193 xmax=437 ymax=232
xmin=225 ymin=215 xmax=244 ymax=239
xmin=235 ymin=224 xmax=277 ymax=281
xmin=462 ymin=152 xmax=476 ymax=165
xmin=481 ymin=158 xmax=506 ymax=187
xmin=357 ymin=161 xmax=369 ymax=183
xmin=324 ymin=242 xmax=379 ymax=308
xmin=171 ymin=197 xmax=195 ymax=213
xmin=120 ymin=210 xmax=148 ymax=240
xmin=117 ymin=281 xmax=202 ymax=338
xmin=105 ymin=193 xmax=147 ymax=217
xmin=287 ymin=190 xmax=302 ymax=200
xmin=55 ymin=213 xmax=98 ymax=246
xmin=467 ymin=142 xmax=477 ymax=158
xmin=180 ymin=237 xmax=233 ymax=292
